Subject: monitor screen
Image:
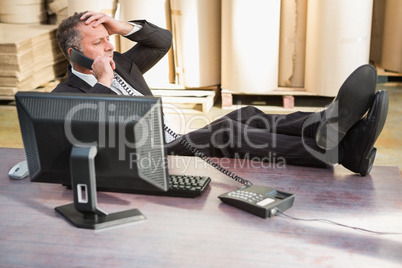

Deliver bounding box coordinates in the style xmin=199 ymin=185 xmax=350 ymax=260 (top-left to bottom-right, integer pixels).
xmin=15 ymin=91 xmax=169 ymax=229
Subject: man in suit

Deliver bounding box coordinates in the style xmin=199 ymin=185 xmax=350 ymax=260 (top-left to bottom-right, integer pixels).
xmin=53 ymin=11 xmax=389 ymax=176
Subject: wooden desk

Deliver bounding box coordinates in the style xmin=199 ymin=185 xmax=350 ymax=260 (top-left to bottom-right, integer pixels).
xmin=1 ymin=147 xmax=401 ymax=267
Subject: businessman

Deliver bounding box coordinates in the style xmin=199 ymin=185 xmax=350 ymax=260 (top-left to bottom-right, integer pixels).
xmin=53 ymin=11 xmax=389 ymax=176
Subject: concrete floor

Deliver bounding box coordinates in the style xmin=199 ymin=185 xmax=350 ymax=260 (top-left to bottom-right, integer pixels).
xmin=1 ymin=83 xmax=401 ymax=171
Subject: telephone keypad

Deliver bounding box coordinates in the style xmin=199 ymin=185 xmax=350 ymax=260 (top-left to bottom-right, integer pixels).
xmin=228 ymin=190 xmax=264 ymax=203
xmin=228 ymin=190 xmax=275 ymax=206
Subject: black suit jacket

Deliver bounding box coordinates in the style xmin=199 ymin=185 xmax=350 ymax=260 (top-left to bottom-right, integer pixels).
xmin=52 ymin=20 xmax=172 ymax=96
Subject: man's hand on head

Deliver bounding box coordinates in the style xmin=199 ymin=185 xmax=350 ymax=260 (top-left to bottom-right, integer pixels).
xmin=80 ymin=11 xmax=134 ymax=36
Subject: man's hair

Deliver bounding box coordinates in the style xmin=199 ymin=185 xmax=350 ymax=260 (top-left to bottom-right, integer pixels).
xmin=56 ymin=11 xmax=87 ymax=60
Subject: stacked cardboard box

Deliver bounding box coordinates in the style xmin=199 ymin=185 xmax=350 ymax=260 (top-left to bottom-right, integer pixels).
xmin=0 ymin=23 xmax=68 ymax=96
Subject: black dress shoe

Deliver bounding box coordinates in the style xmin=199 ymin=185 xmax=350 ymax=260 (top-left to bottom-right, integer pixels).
xmin=340 ymin=90 xmax=389 ymax=176
xmin=315 ymin=64 xmax=377 ymax=150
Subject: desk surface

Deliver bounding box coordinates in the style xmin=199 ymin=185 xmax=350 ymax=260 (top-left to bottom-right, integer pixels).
xmin=1 ymin=147 xmax=402 ymax=268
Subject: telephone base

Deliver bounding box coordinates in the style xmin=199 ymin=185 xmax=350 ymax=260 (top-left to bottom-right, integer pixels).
xmin=218 ymin=185 xmax=295 ymax=218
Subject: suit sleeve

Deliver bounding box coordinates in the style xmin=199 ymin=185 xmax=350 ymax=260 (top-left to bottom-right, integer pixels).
xmin=122 ymin=20 xmax=172 ymax=74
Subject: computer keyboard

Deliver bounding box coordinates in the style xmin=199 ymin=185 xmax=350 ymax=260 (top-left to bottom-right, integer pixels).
xmin=167 ymin=175 xmax=211 ymax=197
xmin=126 ymin=175 xmax=211 ymax=198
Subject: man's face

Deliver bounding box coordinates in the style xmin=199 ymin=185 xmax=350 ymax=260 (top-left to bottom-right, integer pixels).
xmin=76 ymin=21 xmax=114 ymax=60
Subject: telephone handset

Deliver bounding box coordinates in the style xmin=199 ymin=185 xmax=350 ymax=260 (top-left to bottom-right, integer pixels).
xmin=70 ymin=48 xmax=94 ymax=70
xmin=70 ymin=48 xmax=134 ymax=95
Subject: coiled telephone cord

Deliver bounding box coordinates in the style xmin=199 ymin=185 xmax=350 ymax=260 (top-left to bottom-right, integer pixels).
xmin=164 ymin=126 xmax=253 ymax=186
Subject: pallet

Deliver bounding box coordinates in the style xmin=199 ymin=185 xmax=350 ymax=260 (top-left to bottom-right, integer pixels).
xmin=151 ymin=85 xmax=220 ymax=113
xmin=376 ymin=66 xmax=402 ymax=86
xmin=222 ymin=65 xmax=402 ymax=110
xmin=221 ymin=87 xmax=318 ymax=110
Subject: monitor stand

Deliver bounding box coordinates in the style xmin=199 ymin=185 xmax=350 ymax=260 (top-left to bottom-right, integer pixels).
xmin=55 ymin=146 xmax=146 ymax=229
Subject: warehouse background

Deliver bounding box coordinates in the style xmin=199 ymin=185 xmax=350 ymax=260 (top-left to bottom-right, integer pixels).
xmin=0 ymin=0 xmax=401 ymax=169
xmin=0 ymin=0 xmax=401 ymax=105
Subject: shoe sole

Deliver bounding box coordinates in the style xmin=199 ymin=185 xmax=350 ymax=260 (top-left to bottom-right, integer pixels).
xmin=316 ymin=64 xmax=377 ymax=150
xmin=356 ymin=90 xmax=389 ymax=176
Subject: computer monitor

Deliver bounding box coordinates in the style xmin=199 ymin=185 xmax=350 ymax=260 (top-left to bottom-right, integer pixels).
xmin=15 ymin=91 xmax=169 ymax=229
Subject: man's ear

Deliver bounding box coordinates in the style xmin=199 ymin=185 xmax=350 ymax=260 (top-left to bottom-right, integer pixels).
xmin=67 ymin=47 xmax=73 ymax=57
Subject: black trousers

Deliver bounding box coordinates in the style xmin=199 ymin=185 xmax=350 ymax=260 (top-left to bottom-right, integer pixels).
xmin=166 ymin=106 xmax=336 ymax=168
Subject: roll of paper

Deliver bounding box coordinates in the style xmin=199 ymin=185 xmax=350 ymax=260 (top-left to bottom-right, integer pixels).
xmin=67 ymin=0 xmax=101 ymax=15
xmin=381 ymin=0 xmax=402 ymax=73
xmin=304 ymin=0 xmax=373 ymax=96
xmin=369 ymin=0 xmax=386 ymax=66
xmin=170 ymin=0 xmax=221 ymax=88
xmin=221 ymin=0 xmax=281 ymax=93
xmin=278 ymin=0 xmax=307 ymax=88
xmin=118 ymin=0 xmax=174 ymax=87
xmin=0 ymin=0 xmax=46 ymax=24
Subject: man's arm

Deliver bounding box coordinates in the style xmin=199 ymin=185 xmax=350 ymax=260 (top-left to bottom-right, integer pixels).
xmin=82 ymin=11 xmax=172 ymax=76
xmin=122 ymin=20 xmax=172 ymax=74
